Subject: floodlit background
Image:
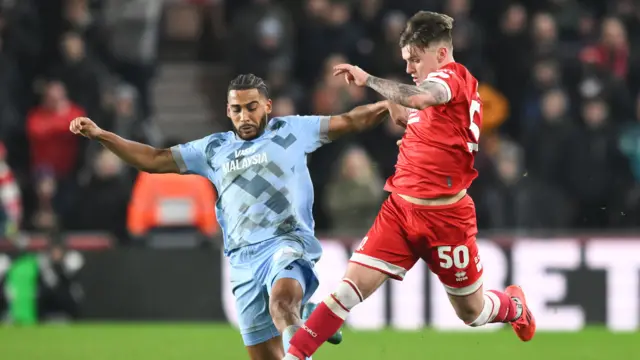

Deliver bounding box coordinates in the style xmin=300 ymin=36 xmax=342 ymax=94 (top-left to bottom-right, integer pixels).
xmin=0 ymin=0 xmax=640 ymax=359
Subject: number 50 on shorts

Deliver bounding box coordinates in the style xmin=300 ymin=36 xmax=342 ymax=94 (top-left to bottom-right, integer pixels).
xmin=437 ymin=245 xmax=482 ymax=272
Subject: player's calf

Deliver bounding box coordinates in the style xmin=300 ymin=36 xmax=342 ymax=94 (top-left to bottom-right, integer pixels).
xmin=286 ymin=263 xmax=388 ymax=360
xmin=269 ymin=280 xmax=304 ymax=332
xmin=269 ymin=278 xmax=309 ymax=358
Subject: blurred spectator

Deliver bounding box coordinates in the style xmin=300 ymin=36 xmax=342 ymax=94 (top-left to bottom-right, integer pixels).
xmin=50 ymin=31 xmax=106 ymax=118
xmin=445 ymin=0 xmax=484 ymax=75
xmin=619 ymin=93 xmax=640 ymax=182
xmin=31 ymin=171 xmax=58 ymax=233
xmin=110 ymin=84 xmax=148 ymax=143
xmin=521 ymin=59 xmax=564 ymax=132
xmin=271 ymin=95 xmax=297 ymax=118
xmin=580 ymin=17 xmax=629 ymax=80
xmin=26 ymin=81 xmax=84 ymax=181
xmin=524 ymin=89 xmax=573 ymax=187
xmin=229 ymin=0 xmax=294 ymax=78
xmin=61 ymin=0 xmax=108 ymax=60
xmin=63 ymin=149 xmax=131 ymax=239
xmin=370 ymin=11 xmax=407 ymax=77
xmin=324 ymin=147 xmax=383 ymax=235
xmin=486 ymin=4 xmax=530 ymax=137
xmin=562 ymin=99 xmax=633 ymax=227
xmin=295 ymin=0 xmax=364 ymax=87
xmin=618 ymin=92 xmax=640 ymax=225
xmin=0 ymin=142 xmax=21 ymax=236
xmin=37 ymin=243 xmax=84 ymax=320
xmin=265 ymin=58 xmax=306 ymax=112
xmin=481 ymin=140 xmax=571 ymax=229
xmin=104 ymin=0 xmax=162 ymax=118
xmin=531 ymin=12 xmax=560 ymax=60
xmin=0 ymin=19 xmax=24 ymax=143
xmin=312 ymin=53 xmax=365 ymax=115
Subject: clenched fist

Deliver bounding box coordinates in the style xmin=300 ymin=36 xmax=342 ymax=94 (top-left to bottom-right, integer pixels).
xmin=69 ymin=117 xmax=103 ymax=139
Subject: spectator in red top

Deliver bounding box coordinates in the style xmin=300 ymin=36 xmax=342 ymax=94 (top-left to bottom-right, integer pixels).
xmin=580 ymin=17 xmax=629 ymax=80
xmin=26 ymin=81 xmax=85 ymax=180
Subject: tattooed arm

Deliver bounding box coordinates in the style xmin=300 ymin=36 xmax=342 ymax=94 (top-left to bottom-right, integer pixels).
xmin=365 ymin=76 xmax=450 ymax=110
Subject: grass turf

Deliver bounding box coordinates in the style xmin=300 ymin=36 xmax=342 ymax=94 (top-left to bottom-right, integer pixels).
xmin=1 ymin=323 xmax=637 ymax=360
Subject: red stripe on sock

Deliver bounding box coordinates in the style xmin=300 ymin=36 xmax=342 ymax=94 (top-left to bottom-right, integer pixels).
xmin=330 ymin=294 xmax=350 ymax=313
xmin=342 ymin=279 xmax=363 ymax=302
xmin=487 ymin=290 xmax=518 ymax=323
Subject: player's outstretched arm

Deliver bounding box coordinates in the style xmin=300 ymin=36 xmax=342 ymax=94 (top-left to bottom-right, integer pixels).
xmin=332 ymin=63 xmax=449 ymax=110
xmin=327 ymin=100 xmax=390 ymax=140
xmin=69 ymin=117 xmax=179 ymax=174
xmin=365 ymin=76 xmax=449 ymax=110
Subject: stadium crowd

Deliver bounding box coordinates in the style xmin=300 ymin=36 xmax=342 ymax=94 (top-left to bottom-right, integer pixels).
xmin=1 ymin=0 xmax=640 ymax=244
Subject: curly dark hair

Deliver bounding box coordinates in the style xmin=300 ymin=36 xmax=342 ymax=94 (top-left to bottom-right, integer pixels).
xmin=228 ymin=73 xmax=269 ymax=98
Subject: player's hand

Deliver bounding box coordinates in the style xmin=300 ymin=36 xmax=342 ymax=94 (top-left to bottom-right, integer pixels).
xmin=387 ymin=102 xmax=409 ymax=129
xmin=332 ymin=64 xmax=370 ymax=87
xmin=69 ymin=117 xmax=103 ymax=139
xmin=396 ymin=139 xmax=402 ymax=146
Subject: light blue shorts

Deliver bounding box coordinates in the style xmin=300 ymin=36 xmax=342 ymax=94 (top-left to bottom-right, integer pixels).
xmin=228 ymin=234 xmax=321 ymax=346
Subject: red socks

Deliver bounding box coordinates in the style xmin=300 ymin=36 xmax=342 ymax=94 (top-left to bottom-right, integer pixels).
xmin=288 ymin=302 xmax=345 ymax=358
xmin=487 ymin=290 xmax=520 ymax=323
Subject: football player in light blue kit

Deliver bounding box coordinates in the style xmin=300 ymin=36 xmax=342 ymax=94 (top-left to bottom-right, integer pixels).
xmin=69 ymin=73 xmax=392 ymax=360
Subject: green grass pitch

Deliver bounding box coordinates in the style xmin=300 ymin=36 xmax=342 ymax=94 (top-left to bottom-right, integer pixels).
xmin=1 ymin=323 xmax=638 ymax=360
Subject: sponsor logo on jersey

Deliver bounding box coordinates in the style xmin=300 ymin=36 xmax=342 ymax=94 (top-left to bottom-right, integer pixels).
xmin=222 ymin=152 xmax=268 ymax=173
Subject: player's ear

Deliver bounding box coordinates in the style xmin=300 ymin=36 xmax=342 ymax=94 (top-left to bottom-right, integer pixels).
xmin=226 ymin=103 xmax=231 ymax=118
xmin=265 ymin=99 xmax=273 ymax=115
xmin=437 ymin=46 xmax=448 ymax=62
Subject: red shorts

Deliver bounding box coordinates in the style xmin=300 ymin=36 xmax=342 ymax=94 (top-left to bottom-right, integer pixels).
xmin=351 ymin=193 xmax=483 ymax=296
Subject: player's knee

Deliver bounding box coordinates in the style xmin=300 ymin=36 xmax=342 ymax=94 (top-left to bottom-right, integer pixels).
xmin=324 ymin=278 xmax=364 ymax=316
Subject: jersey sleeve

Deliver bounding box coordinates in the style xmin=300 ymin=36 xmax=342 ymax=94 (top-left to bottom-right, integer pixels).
xmin=170 ymin=135 xmax=213 ymax=176
xmin=424 ymin=69 xmax=464 ymax=103
xmin=281 ymin=115 xmax=331 ymax=152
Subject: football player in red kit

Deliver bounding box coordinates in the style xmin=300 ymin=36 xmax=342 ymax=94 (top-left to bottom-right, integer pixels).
xmin=283 ymin=11 xmax=535 ymax=360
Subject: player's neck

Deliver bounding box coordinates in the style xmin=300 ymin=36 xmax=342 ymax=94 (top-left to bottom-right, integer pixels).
xmin=438 ymin=57 xmax=455 ymax=68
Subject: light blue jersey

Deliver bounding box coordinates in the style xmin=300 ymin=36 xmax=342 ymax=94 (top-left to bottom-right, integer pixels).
xmin=171 ymin=115 xmax=330 ymax=255
xmin=171 ymin=115 xmax=331 ymax=346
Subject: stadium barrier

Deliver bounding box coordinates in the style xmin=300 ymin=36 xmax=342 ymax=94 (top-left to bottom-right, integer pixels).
xmin=1 ymin=236 xmax=639 ymax=331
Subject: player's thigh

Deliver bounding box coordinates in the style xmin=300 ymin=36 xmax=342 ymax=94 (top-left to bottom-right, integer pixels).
xmin=427 ymin=237 xmax=485 ymax=320
xmin=343 ymin=261 xmax=390 ymax=300
xmin=422 ymin=197 xmax=483 ymax=297
xmin=265 ymin=240 xmax=320 ymax=308
xmin=245 ymin=336 xmax=283 ymax=360
xmin=349 ymin=195 xmax=418 ymax=297
xmin=231 ymin=264 xmax=280 ymax=347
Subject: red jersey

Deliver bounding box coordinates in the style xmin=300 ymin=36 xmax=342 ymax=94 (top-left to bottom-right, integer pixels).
xmin=385 ymin=62 xmax=482 ymax=199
